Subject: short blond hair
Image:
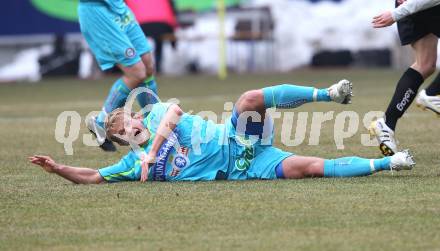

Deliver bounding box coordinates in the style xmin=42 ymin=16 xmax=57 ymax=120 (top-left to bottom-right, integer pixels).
xmin=105 ymin=108 xmax=134 ymax=146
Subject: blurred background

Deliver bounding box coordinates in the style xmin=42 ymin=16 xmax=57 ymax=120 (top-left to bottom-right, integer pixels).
xmin=2 ymin=0 xmax=438 ymax=83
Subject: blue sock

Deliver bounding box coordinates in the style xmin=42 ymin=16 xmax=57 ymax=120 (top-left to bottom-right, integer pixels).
xmin=96 ymin=78 xmax=130 ymax=128
xmin=324 ymin=156 xmax=391 ymax=177
xmin=137 ymin=76 xmax=159 ymax=109
xmin=262 ymin=84 xmax=331 ymax=109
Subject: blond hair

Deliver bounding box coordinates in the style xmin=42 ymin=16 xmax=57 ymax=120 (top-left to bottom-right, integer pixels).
xmin=105 ymin=108 xmax=133 ymax=146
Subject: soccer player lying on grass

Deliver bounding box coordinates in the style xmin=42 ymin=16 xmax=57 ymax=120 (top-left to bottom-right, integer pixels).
xmin=29 ymin=80 xmax=416 ymax=184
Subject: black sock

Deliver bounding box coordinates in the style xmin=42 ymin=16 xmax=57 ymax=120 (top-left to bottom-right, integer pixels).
xmin=385 ymin=68 xmax=424 ymax=131
xmin=425 ymin=72 xmax=440 ymax=96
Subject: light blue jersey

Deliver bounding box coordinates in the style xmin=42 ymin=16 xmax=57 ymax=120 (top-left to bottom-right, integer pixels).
xmin=103 ymin=0 xmax=127 ymax=15
xmin=144 ymin=103 xmax=230 ymax=181
xmin=98 ymin=103 xmax=293 ymax=182
xmin=78 ymin=0 xmax=152 ymax=70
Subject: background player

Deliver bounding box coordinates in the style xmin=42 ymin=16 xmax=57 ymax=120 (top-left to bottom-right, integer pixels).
xmin=126 ymin=0 xmax=178 ymax=74
xmin=370 ymin=0 xmax=440 ymax=156
xmin=78 ymin=0 xmax=159 ymax=151
xmin=29 ymin=80 xmax=415 ymax=183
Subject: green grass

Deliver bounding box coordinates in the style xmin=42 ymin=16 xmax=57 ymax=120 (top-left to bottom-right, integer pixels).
xmin=1 ymin=69 xmax=440 ymax=251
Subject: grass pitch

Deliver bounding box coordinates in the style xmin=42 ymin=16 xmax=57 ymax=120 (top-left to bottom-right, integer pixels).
xmin=1 ymin=69 xmax=440 ymax=251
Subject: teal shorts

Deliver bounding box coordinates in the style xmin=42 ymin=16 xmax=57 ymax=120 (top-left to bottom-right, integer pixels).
xmin=78 ymin=2 xmax=152 ymax=70
xmin=225 ymin=109 xmax=293 ymax=180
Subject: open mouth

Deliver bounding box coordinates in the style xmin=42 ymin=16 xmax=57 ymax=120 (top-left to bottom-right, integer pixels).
xmin=130 ymin=128 xmax=149 ymax=145
xmin=134 ymin=129 xmax=141 ymax=137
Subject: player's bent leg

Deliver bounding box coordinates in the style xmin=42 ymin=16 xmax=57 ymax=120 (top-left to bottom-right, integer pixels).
xmin=233 ymin=81 xmax=353 ymax=137
xmin=261 ymin=80 xmax=352 ymax=110
xmin=235 ymin=80 xmax=353 ymax=115
xmin=232 ymin=90 xmax=269 ymax=137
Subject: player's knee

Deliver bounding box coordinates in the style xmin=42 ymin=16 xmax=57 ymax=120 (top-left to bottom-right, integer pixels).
xmin=145 ymin=64 xmax=155 ymax=78
xmin=141 ymin=53 xmax=155 ymax=78
xmin=238 ymin=90 xmax=264 ymax=111
xmin=423 ymin=64 xmax=436 ymax=78
xmin=129 ymin=67 xmax=147 ymax=84
xmin=304 ymin=160 xmax=324 ymax=177
xmin=137 ymin=67 xmax=148 ymax=82
xmin=90 ymin=172 xmax=104 ymax=184
xmin=415 ymin=57 xmax=437 ymax=78
xmin=283 ymin=165 xmax=305 ymax=179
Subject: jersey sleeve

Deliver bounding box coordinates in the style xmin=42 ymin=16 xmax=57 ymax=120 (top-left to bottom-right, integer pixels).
xmin=98 ymin=152 xmax=142 ymax=182
xmin=392 ymin=0 xmax=440 ymax=21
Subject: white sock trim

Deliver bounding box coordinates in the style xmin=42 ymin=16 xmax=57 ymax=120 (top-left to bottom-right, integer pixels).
xmin=369 ymin=159 xmax=376 ymax=173
xmin=313 ymin=88 xmax=318 ymax=102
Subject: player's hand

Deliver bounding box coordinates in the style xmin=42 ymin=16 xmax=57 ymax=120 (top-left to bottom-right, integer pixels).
xmin=28 ymin=155 xmax=58 ymax=173
xmin=140 ymin=153 xmax=156 ymax=182
xmin=397 ymin=0 xmax=407 ymax=6
xmin=372 ymin=11 xmax=395 ymax=28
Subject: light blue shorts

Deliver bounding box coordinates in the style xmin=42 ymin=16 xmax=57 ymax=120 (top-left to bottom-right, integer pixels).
xmin=225 ymin=110 xmax=293 ymax=180
xmin=78 ymin=2 xmax=152 ymax=70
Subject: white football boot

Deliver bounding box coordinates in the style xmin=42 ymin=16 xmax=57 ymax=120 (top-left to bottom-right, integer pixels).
xmin=369 ymin=118 xmax=398 ymax=156
xmin=415 ymin=89 xmax=440 ymax=116
xmin=328 ymin=79 xmax=353 ymax=104
xmin=86 ymin=115 xmax=116 ymax=152
xmin=389 ymin=149 xmax=415 ymax=171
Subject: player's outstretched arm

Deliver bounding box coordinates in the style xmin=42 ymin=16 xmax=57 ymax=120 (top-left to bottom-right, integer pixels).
xmin=28 ymin=155 xmax=104 ymax=184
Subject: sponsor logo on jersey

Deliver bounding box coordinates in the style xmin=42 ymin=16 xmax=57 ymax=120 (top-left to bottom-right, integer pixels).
xmin=151 ymin=132 xmax=179 ymax=181
xmin=115 ymin=13 xmax=134 ymax=29
xmin=235 ymin=145 xmax=254 ymax=171
xmin=170 ymin=147 xmax=190 ymax=177
xmin=174 ymin=154 xmax=189 ymax=169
